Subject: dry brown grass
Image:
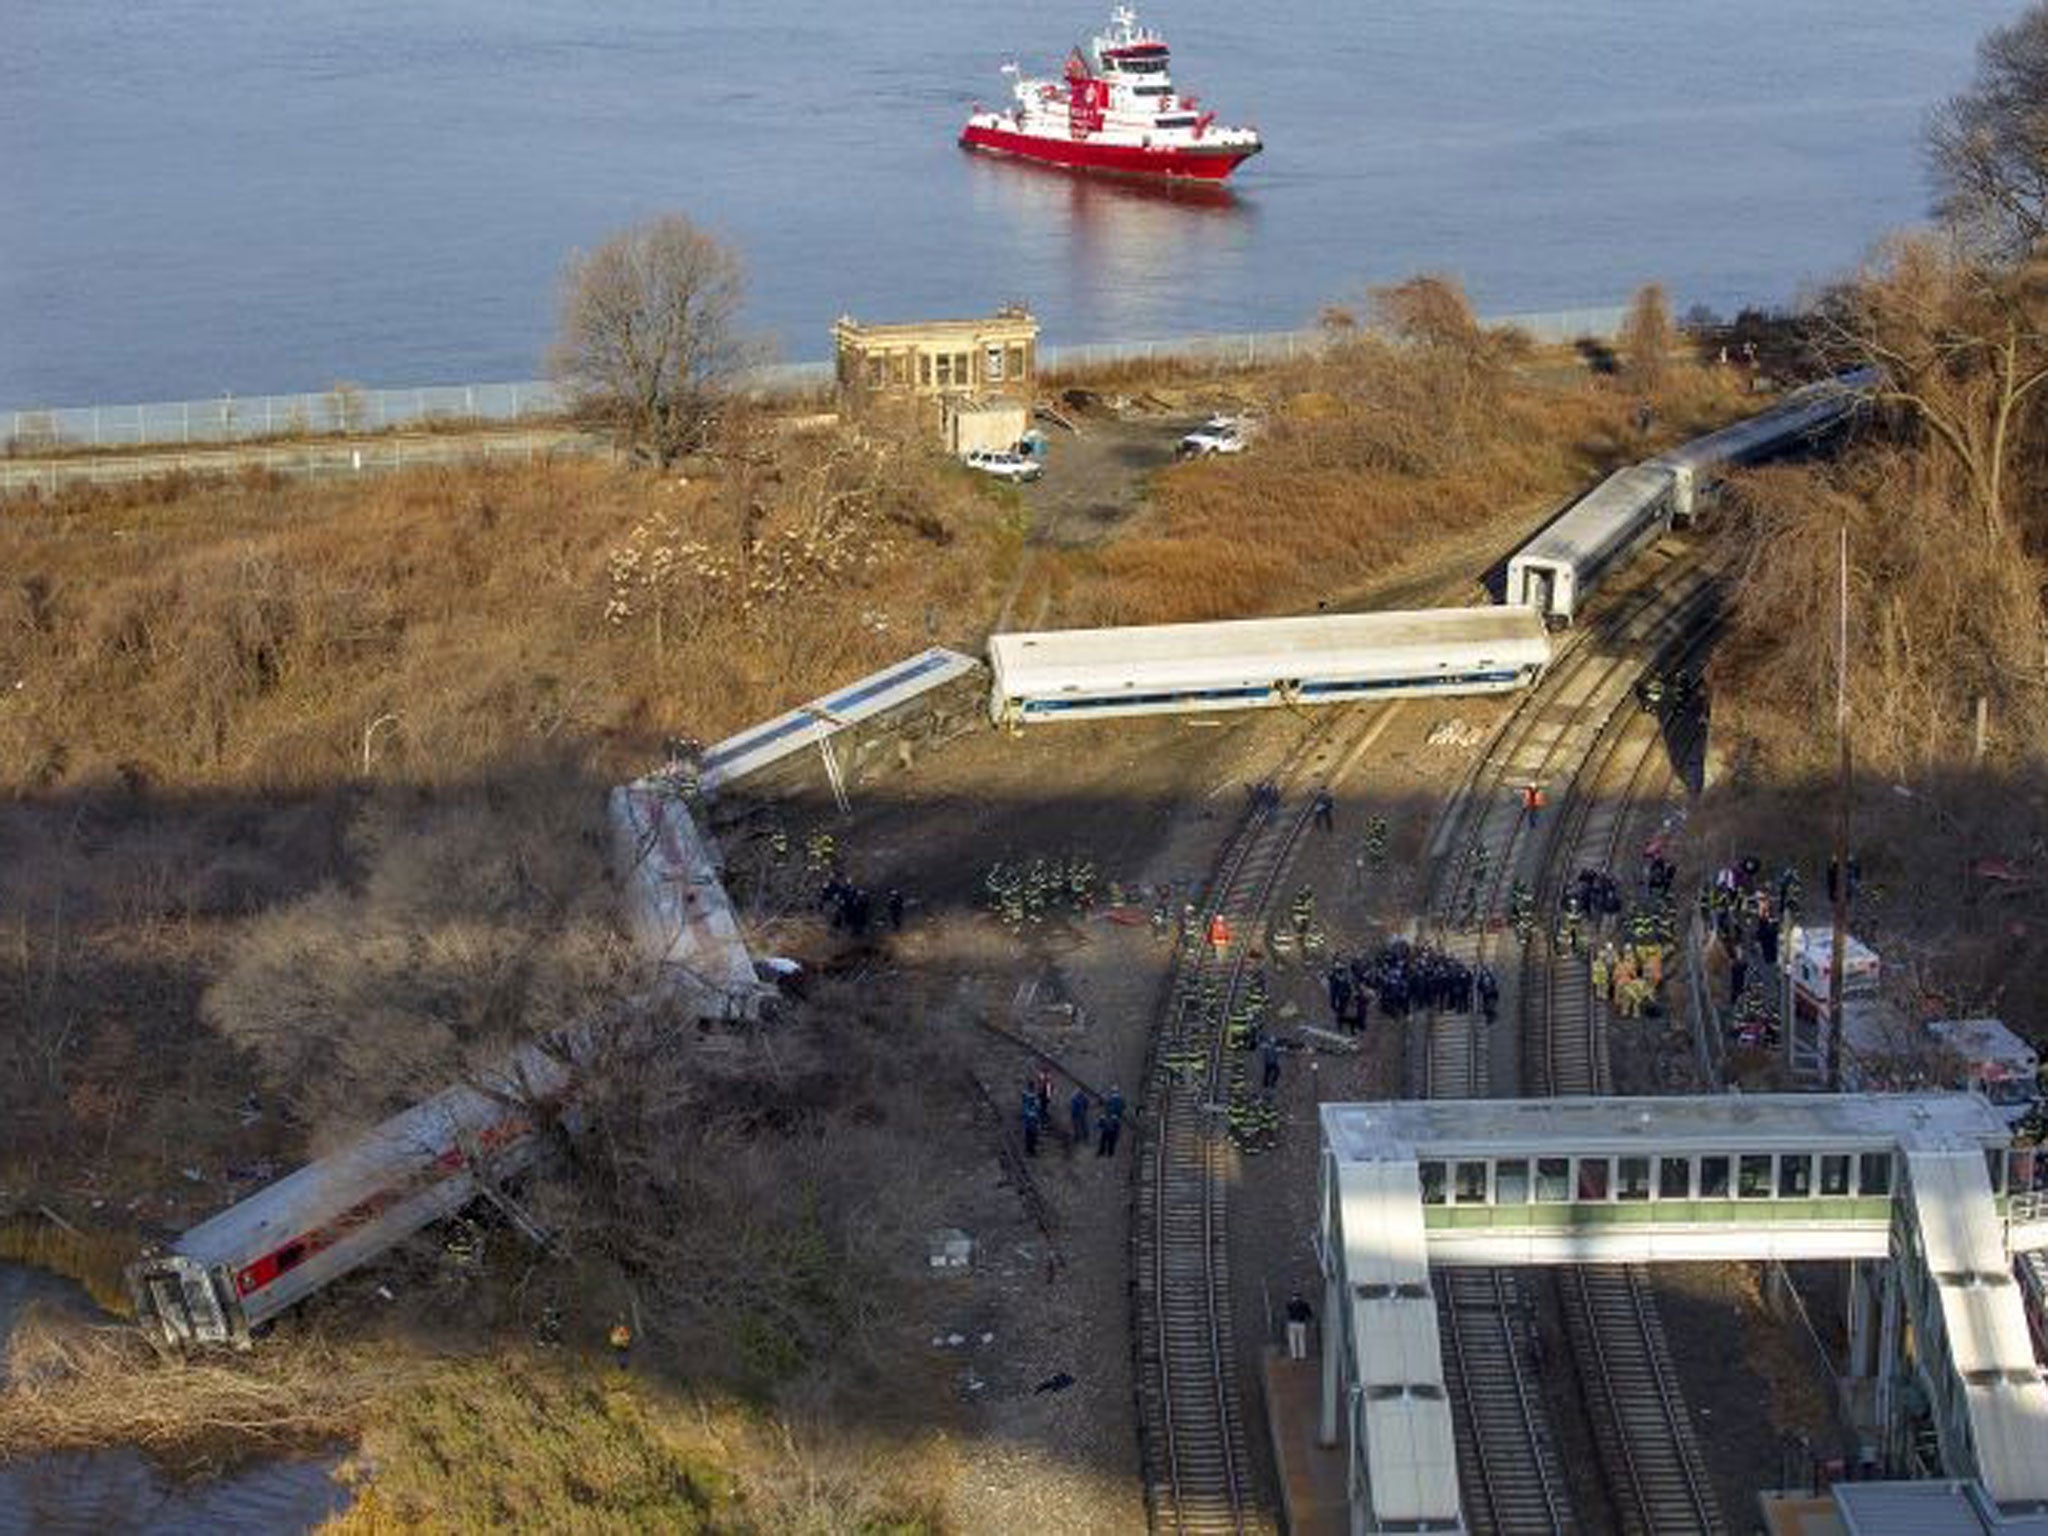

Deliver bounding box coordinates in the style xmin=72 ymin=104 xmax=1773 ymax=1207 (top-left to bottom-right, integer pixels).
xmin=0 ymin=1312 xmax=411 ymax=1468
xmin=0 ymin=431 xmax=1000 ymax=797
xmin=1046 ymin=331 xmax=1747 ymax=626
xmin=1717 ymin=449 xmax=2048 ymax=775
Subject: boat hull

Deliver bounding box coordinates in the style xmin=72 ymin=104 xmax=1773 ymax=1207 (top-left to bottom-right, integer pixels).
xmin=960 ymin=123 xmax=1258 ymax=182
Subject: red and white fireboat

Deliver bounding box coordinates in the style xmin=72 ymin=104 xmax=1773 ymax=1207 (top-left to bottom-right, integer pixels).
xmin=960 ymin=7 xmax=1262 ymax=183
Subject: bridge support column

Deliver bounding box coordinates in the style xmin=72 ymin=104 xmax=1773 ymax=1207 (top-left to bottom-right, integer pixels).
xmin=1846 ymin=1258 xmax=1872 ymax=1378
xmin=1319 ymin=1269 xmax=1341 ymax=1447
xmin=1875 ymin=1257 xmax=1902 ymax=1470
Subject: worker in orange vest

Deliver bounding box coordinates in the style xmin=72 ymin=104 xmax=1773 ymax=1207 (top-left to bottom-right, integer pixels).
xmin=1206 ymin=913 xmax=1232 ymax=948
xmin=1520 ymin=782 xmax=1546 ymax=825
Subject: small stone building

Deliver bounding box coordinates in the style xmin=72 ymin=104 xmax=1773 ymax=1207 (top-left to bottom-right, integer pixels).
xmin=832 ymin=307 xmax=1039 ymax=445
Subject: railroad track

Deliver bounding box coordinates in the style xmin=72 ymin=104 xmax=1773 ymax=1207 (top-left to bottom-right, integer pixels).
xmin=1529 ymin=620 xmax=1725 ymax=1536
xmin=1135 ymin=712 xmax=1361 ymax=1535
xmin=1438 ymin=1268 xmax=1575 ymax=1536
xmin=1412 ymin=539 xmax=1728 ymax=1535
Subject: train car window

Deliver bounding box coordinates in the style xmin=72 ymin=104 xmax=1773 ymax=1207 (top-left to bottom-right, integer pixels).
xmin=1495 ymin=1159 xmax=1530 ymax=1204
xmin=1454 ymin=1161 xmax=1489 ymax=1203
xmin=1617 ymin=1157 xmax=1651 ymax=1200
xmin=1536 ymin=1158 xmax=1570 ymax=1202
xmin=1419 ymin=1161 xmax=1447 ymax=1204
xmin=1738 ymin=1155 xmax=1774 ymax=1199
xmin=275 ymin=1242 xmax=307 ymax=1274
xmin=1658 ymin=1156 xmax=1691 ymax=1200
xmin=1820 ymin=1155 xmax=1852 ymax=1196
xmin=1699 ymin=1156 xmax=1731 ymax=1198
xmin=1858 ymin=1153 xmax=1893 ymax=1197
xmin=1576 ymin=1158 xmax=1610 ymax=1202
xmin=1779 ymin=1155 xmax=1813 ymax=1198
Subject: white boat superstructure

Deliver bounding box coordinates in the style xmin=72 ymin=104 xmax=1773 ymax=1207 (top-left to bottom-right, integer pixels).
xmin=961 ymin=7 xmax=1262 ymax=182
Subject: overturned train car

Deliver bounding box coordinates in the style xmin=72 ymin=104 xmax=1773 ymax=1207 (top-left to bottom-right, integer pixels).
xmin=129 ymin=787 xmax=764 ymax=1347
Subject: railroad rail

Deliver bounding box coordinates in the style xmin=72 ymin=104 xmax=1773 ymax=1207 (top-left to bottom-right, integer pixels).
xmin=1413 ymin=537 xmax=1728 ymax=1534
xmin=1438 ymin=1267 xmax=1575 ymax=1535
xmin=1136 ymin=780 xmax=1313 ymax=1534
xmin=1134 ymin=702 xmax=1396 ymax=1534
xmin=1529 ymin=621 xmax=1725 ymax=1536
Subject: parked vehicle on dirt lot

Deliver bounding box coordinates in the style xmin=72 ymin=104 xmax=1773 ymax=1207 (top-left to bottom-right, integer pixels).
xmin=1177 ymin=415 xmax=1253 ymax=457
xmin=964 ymin=449 xmax=1042 ymax=482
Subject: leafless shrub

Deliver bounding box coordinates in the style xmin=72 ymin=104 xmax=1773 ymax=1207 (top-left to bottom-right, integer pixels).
xmin=1813 ymin=235 xmax=2048 ymax=539
xmin=202 ymin=759 xmax=632 ymax=1139
xmin=550 ymin=213 xmax=750 ymax=466
xmin=1930 ymin=2 xmax=2048 ymax=258
xmin=1619 ymin=282 xmax=1675 ymax=396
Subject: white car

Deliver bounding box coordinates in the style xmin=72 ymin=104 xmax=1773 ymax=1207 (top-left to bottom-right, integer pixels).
xmin=964 ymin=449 xmax=1043 ymax=483
xmin=1178 ymin=416 xmax=1254 ymax=457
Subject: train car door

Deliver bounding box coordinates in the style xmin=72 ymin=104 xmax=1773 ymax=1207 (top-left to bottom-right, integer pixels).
xmin=1522 ymin=567 xmax=1555 ymax=617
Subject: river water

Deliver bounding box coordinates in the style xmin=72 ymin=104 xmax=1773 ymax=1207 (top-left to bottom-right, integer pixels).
xmin=0 ymin=0 xmax=2019 ymax=409
xmin=0 ymin=1265 xmax=348 ymax=1534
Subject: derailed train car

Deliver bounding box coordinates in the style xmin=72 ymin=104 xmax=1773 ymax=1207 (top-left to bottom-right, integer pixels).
xmin=986 ymin=606 xmax=1550 ymax=726
xmin=1655 ymin=366 xmax=1879 ymax=522
xmin=129 ymin=1041 xmax=577 ymax=1346
xmin=129 ymin=785 xmax=763 ymax=1347
xmin=1506 ymin=370 xmax=1876 ymax=623
xmin=697 ymin=646 xmax=982 ymax=800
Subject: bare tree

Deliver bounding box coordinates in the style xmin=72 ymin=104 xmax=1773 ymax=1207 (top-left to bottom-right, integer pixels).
xmin=1618 ymin=282 xmax=1674 ymax=395
xmin=1815 ymin=235 xmax=2048 ymax=540
xmin=549 ymin=214 xmax=749 ymax=466
xmin=1369 ymin=273 xmax=1485 ymax=353
xmin=1930 ymin=4 xmax=2048 ymax=258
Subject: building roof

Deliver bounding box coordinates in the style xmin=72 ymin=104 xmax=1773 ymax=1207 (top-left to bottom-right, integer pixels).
xmin=1320 ymin=1094 xmax=2010 ymax=1163
xmin=1833 ymin=1479 xmax=2048 ymax=1534
xmin=832 ymin=309 xmax=1037 ymax=343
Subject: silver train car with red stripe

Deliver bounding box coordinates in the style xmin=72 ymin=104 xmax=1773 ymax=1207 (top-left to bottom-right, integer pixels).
xmin=128 ymin=784 xmax=765 ymax=1347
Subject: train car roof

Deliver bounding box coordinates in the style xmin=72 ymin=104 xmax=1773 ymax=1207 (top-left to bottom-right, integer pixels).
xmin=170 ymin=1038 xmax=575 ymax=1268
xmin=1509 ymin=463 xmax=1675 ymax=570
xmin=988 ymin=606 xmax=1548 ymax=695
xmin=701 ymin=647 xmax=979 ymax=791
xmin=1657 ymin=371 xmax=1874 ymax=476
xmin=610 ymin=785 xmax=766 ymax=1010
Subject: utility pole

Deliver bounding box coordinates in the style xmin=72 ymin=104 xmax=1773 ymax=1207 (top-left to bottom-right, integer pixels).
xmin=1826 ymin=524 xmax=1851 ymax=1091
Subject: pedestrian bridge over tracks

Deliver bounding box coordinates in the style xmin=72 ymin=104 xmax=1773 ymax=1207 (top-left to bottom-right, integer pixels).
xmin=1314 ymin=1094 xmax=2048 ymax=1533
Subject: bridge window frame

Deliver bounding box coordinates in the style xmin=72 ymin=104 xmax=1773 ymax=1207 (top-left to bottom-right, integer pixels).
xmin=1617 ymin=1156 xmax=1652 ymax=1201
xmin=1820 ymin=1154 xmax=1852 ymax=1197
xmin=1535 ymin=1157 xmax=1570 ymax=1203
xmin=1495 ymin=1158 xmax=1530 ymax=1205
xmin=1858 ymin=1152 xmax=1893 ymax=1197
xmin=1418 ymin=1160 xmax=1447 ymax=1205
xmin=1658 ymin=1156 xmax=1692 ymax=1200
xmin=1454 ymin=1160 xmax=1490 ymax=1204
xmin=1576 ymin=1157 xmax=1611 ymax=1202
xmin=1699 ymin=1155 xmax=1731 ymax=1198
xmin=1738 ymin=1154 xmax=1775 ymax=1199
xmin=1779 ymin=1154 xmax=1813 ymax=1198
